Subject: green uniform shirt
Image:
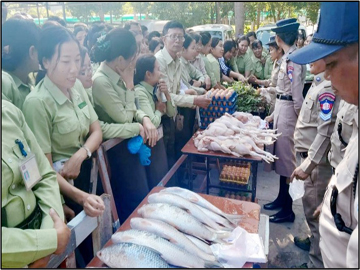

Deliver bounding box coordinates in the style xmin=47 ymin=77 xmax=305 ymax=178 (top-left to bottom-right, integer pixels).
xmin=264 ymin=57 xmax=274 ymax=80
xmin=2 ymin=100 xmax=63 ymax=268
xmin=226 ymin=57 xmax=239 ymax=73
xmin=22 ymin=76 xmax=98 ymax=162
xmin=135 ymin=81 xmax=176 ymax=128
xmin=247 ymin=46 xmax=268 ymax=58
xmin=201 ymin=54 xmax=217 ymax=88
xmin=155 ymin=47 xmax=195 ymax=108
xmin=207 ymin=54 xmax=221 ymax=83
xmin=2 ymin=71 xmax=33 ymax=110
xmin=235 ymin=52 xmax=253 ymax=75
xmin=305 ymin=64 xmax=314 ymax=82
xmin=92 ymin=62 xmax=147 ymax=136
xmin=85 ymin=87 xmax=141 ymax=140
xmin=180 ymin=57 xmax=206 ymax=95
xmin=251 ymin=55 xmax=265 ymax=80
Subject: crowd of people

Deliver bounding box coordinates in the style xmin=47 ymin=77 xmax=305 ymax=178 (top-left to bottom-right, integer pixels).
xmin=1 ymin=2 xmax=358 ymax=269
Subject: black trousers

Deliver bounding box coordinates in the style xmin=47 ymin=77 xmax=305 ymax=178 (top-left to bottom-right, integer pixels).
xmin=63 ymin=158 xmax=94 ymax=267
xmin=107 ymin=139 xmax=150 ymax=224
xmin=145 ymin=137 xmax=168 ymax=189
xmin=161 ymin=115 xmax=176 ymax=169
xmin=175 ymin=107 xmax=196 ymax=160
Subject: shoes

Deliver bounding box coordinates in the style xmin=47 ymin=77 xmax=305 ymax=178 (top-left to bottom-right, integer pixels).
xmin=269 ymin=210 xmax=295 ymax=223
xmin=294 ymin=236 xmax=311 ymax=251
xmin=264 ymin=200 xmax=283 ymax=210
xmin=291 ymin=263 xmax=308 ymax=268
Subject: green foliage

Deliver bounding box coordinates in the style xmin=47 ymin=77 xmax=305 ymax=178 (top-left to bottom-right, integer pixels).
xmin=304 ymin=2 xmax=320 ymax=24
xmin=231 ymin=81 xmax=266 ymax=113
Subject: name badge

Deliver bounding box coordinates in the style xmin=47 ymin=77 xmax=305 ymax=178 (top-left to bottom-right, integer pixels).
xmin=19 ymin=153 xmax=41 ymax=191
xmin=157 ymin=125 xmax=164 ymax=141
xmin=78 ymin=101 xmax=87 ymax=109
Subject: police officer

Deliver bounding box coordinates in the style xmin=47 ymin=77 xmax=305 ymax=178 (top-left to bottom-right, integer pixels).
xmin=264 ymin=18 xmax=306 ymax=223
xmin=289 ymin=2 xmax=358 ymax=268
xmin=328 ymin=100 xmax=357 ymax=171
xmin=2 ymin=100 xmax=70 ymax=268
xmin=291 ymin=66 xmax=340 ymax=268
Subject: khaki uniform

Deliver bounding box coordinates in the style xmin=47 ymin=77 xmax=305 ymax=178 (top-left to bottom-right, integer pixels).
xmin=2 ymin=71 xmax=33 ymax=110
xmin=190 ymin=55 xmax=210 ymax=82
xmin=226 ymin=57 xmax=238 ymax=73
xmin=206 ymin=53 xmax=222 ymax=84
xmin=271 ymin=45 xmax=306 ymax=177
xmin=201 ymin=53 xmax=217 ymax=88
xmin=135 ymin=81 xmax=176 ymax=128
xmin=264 ymin=57 xmax=274 ymax=80
xmin=328 ymin=100 xmax=357 ymax=168
xmin=294 ymin=73 xmax=340 ymax=268
xmin=235 ymin=51 xmax=253 ymax=76
xmin=251 ymin=55 xmax=265 ymax=80
xmin=155 ymin=47 xmax=195 ymax=108
xmin=85 ymin=87 xmax=145 ymax=140
xmin=319 ymin=111 xmax=358 ymax=268
xmin=22 ymin=76 xmax=98 ymax=162
xmin=180 ymin=57 xmax=206 ymax=95
xmin=2 ymin=100 xmax=63 ymax=268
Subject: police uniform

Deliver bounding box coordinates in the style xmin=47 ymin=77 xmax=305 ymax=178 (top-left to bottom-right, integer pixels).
xmin=288 ymin=2 xmax=358 ymax=268
xmin=328 ymin=100 xmax=357 ymax=169
xmin=265 ymin=18 xmax=306 ymax=223
xmin=2 ymin=70 xmax=33 ymax=110
xmin=2 ymin=100 xmax=64 ymax=268
xmin=92 ymin=62 xmax=152 ymax=222
xmin=294 ymin=72 xmax=340 ymax=268
xmin=319 ymin=110 xmax=358 ymax=268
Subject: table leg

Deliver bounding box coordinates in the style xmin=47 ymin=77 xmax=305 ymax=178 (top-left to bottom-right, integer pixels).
xmin=251 ymin=161 xmax=258 ymax=202
xmin=188 ymin=154 xmax=193 ymax=190
xmin=206 ymin=157 xmax=210 ymax=194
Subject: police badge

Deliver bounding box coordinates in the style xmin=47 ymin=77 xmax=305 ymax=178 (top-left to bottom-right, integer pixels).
xmin=319 ymin=93 xmax=335 ymax=121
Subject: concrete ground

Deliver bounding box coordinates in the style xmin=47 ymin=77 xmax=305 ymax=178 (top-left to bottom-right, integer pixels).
xmin=190 ymin=161 xmax=311 ymax=268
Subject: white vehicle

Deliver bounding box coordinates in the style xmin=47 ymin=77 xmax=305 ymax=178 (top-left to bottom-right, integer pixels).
xmin=187 ymin=24 xmax=234 ymax=41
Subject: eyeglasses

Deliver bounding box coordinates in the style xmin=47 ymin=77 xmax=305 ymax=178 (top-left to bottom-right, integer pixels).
xmin=165 ymin=34 xmax=185 ymax=42
xmin=330 ymin=186 xmax=353 ymax=235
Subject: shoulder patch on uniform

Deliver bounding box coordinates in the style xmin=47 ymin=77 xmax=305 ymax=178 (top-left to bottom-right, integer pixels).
xmin=287 ymin=65 xmax=294 ymax=83
xmin=319 ymin=93 xmax=336 ymax=121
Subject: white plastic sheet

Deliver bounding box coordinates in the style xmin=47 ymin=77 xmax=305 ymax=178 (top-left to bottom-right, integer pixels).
xmin=210 ymin=226 xmax=267 ymax=268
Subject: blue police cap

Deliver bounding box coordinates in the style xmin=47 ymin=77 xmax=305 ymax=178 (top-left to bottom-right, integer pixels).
xmin=266 ymin=35 xmax=276 ymax=46
xmin=289 ymin=2 xmax=359 ymax=64
xmin=272 ymin=18 xmax=300 ymax=33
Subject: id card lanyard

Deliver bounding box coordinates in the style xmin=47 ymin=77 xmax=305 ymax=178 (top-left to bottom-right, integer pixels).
xmin=16 ymin=139 xmax=41 ymax=191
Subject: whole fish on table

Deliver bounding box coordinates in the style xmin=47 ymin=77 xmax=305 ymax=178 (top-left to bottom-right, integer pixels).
xmin=130 ymin=217 xmax=217 ymax=262
xmin=137 ymin=203 xmax=230 ymax=243
xmin=148 ymin=192 xmax=232 ymax=231
xmin=97 ymin=242 xmax=170 ymax=268
xmin=111 ymin=229 xmax=221 ymax=268
xmin=196 ymin=205 xmax=239 ymax=229
xmin=160 ymin=187 xmax=244 ymax=221
xmin=184 ymin=234 xmax=213 ymax=255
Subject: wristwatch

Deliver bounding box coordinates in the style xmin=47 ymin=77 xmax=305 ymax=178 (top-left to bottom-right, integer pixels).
xmin=82 ymin=145 xmax=92 ymax=159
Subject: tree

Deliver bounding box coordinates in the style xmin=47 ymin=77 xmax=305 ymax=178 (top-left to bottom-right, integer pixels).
xmin=234 ymin=2 xmax=245 ymax=36
xmin=304 ymin=2 xmax=320 ymax=24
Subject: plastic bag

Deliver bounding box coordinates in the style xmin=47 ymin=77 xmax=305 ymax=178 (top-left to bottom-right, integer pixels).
xmin=289 ymin=178 xmax=305 ymax=201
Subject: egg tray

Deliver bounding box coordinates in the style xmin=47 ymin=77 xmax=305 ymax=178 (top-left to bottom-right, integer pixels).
xmin=214 ymin=91 xmax=237 ymax=102
xmin=219 ymin=163 xmax=251 ymax=186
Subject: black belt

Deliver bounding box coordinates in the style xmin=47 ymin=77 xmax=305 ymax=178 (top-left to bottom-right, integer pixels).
xmin=276 ymin=94 xmax=293 ymax=101
xmin=2 ymin=205 xmax=42 ymax=230
xmin=332 ymin=166 xmax=336 ymax=175
xmin=299 ymin=152 xmax=308 ymax=159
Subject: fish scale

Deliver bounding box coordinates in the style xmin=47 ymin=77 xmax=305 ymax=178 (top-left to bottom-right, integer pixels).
xmin=97 ymin=242 xmax=169 ymax=268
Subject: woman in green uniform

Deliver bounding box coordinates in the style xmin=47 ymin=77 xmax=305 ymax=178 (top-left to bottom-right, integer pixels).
xmin=91 ymin=28 xmax=159 ymax=222
xmin=235 ymin=35 xmax=253 ymax=78
xmin=207 ymin=37 xmax=226 ymax=89
xmin=2 ymin=100 xmax=70 ymax=268
xmin=134 ymin=54 xmax=175 ymax=187
xmin=23 ymin=25 xmax=105 ymax=265
xmin=2 ymin=18 xmax=40 ymax=110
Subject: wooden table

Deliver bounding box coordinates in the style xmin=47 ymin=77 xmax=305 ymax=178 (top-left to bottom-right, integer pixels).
xmin=87 ymin=186 xmax=261 ymax=268
xmin=182 ymin=136 xmax=262 ymax=202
